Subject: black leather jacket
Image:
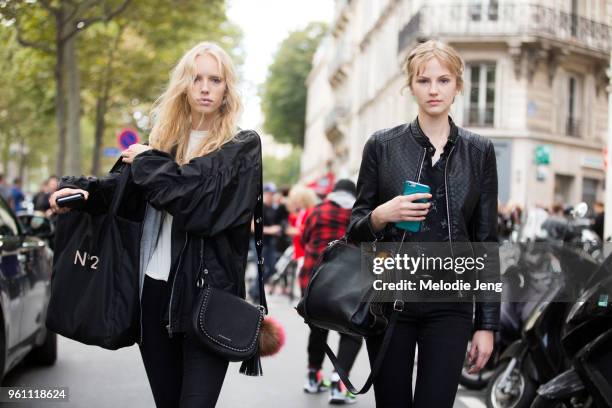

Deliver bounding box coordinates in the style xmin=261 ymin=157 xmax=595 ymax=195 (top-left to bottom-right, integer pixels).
xmin=347 ymin=119 xmax=500 ymax=331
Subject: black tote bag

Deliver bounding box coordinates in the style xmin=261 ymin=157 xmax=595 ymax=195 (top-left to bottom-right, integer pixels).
xmin=46 ymin=164 xmax=142 ymax=350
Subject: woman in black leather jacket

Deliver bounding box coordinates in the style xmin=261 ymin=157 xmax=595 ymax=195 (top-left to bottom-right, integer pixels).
xmin=347 ymin=40 xmax=500 ymax=407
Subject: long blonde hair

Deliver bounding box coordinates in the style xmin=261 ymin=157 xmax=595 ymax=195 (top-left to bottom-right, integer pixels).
xmin=149 ymin=42 xmax=242 ymax=164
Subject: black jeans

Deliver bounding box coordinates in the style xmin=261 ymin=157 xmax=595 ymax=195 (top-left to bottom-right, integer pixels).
xmin=308 ymin=327 xmax=362 ymax=374
xmin=139 ymin=275 xmax=229 ymax=408
xmin=366 ymin=302 xmax=473 ymax=408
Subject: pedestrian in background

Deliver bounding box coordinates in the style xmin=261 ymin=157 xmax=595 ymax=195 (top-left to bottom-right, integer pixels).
xmin=592 ymin=201 xmax=605 ymax=241
xmin=34 ymin=175 xmax=58 ymax=214
xmin=301 ymin=179 xmax=363 ymax=405
xmin=286 ymin=185 xmax=319 ymax=276
xmin=249 ymin=182 xmax=282 ymax=302
xmin=10 ymin=177 xmax=25 ymax=212
xmin=50 ymin=41 xmax=262 ymax=408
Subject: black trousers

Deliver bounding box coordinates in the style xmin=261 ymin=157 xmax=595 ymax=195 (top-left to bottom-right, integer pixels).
xmin=308 ymin=327 xmax=362 ymax=374
xmin=366 ymin=302 xmax=473 ymax=408
xmin=139 ymin=275 xmax=229 ymax=408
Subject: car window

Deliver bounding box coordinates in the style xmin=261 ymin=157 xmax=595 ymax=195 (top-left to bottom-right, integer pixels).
xmin=0 ymin=197 xmax=19 ymax=236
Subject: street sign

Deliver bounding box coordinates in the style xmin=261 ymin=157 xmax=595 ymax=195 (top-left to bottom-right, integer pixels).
xmin=103 ymin=147 xmax=121 ymax=157
xmin=117 ymin=128 xmax=140 ymax=150
xmin=535 ymin=145 xmax=550 ymax=165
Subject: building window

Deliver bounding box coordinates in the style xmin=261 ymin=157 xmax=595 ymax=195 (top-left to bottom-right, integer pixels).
xmin=566 ymin=75 xmax=582 ymax=137
xmin=469 ymin=0 xmax=499 ymax=21
xmin=465 ymin=63 xmax=496 ymax=126
xmin=570 ymin=0 xmax=578 ymax=37
xmin=582 ymin=178 xmax=599 ymax=207
xmin=554 ymin=174 xmax=574 ymax=204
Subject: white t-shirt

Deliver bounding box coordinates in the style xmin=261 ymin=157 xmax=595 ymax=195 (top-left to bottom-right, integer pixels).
xmin=145 ymin=130 xmax=208 ymax=281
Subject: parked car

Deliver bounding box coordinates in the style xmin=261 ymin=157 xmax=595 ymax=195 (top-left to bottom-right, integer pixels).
xmin=0 ymin=196 xmax=55 ymax=383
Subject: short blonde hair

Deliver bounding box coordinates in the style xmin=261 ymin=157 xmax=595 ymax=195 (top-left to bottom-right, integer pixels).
xmin=403 ymin=40 xmax=464 ymax=92
xmin=287 ymin=185 xmax=318 ymax=210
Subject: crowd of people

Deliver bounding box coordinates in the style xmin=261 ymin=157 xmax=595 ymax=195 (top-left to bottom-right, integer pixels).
xmin=0 ymin=173 xmax=58 ymax=216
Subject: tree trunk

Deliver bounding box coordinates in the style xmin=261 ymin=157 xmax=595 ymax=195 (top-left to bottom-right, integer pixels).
xmin=54 ymin=8 xmax=67 ymax=177
xmin=91 ymin=95 xmax=107 ymax=176
xmin=18 ymin=138 xmax=27 ymax=182
xmin=64 ymin=32 xmax=82 ymax=176
xmin=91 ymin=27 xmax=123 ymax=176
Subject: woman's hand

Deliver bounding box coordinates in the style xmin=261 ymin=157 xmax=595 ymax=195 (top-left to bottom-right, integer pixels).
xmin=49 ymin=188 xmax=89 ymax=215
xmin=121 ymin=143 xmax=152 ymax=164
xmin=370 ymin=193 xmax=432 ymax=231
xmin=467 ymin=330 xmax=494 ymax=374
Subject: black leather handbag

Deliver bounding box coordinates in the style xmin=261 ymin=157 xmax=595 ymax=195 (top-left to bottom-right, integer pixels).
xmin=297 ymin=237 xmax=405 ymax=394
xmin=191 ymin=162 xmax=268 ymax=376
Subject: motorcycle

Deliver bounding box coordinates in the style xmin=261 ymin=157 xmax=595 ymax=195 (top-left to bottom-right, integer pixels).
xmin=484 ymin=203 xmax=603 ymax=408
xmin=530 ymin=260 xmax=612 ymax=408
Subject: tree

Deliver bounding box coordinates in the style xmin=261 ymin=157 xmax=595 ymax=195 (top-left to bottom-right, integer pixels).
xmin=262 ymin=148 xmax=302 ymax=189
xmin=0 ymin=28 xmax=56 ymax=180
xmin=261 ymin=22 xmax=327 ymax=147
xmin=78 ymin=0 xmax=241 ymax=175
xmin=1 ymin=0 xmax=132 ymax=176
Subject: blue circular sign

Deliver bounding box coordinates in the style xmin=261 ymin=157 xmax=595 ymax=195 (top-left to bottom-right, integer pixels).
xmin=118 ymin=128 xmax=140 ymax=149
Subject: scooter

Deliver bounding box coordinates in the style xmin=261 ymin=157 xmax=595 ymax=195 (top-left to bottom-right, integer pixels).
xmin=484 ymin=204 xmax=602 ymax=408
xmin=530 ymin=261 xmax=612 ymax=407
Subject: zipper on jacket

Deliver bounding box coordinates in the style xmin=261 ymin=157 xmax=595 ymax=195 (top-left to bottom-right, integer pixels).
xmin=444 ymin=145 xmax=463 ymax=297
xmin=416 ymin=148 xmax=426 ymax=183
xmin=166 ymin=231 xmax=188 ymax=338
xmin=138 ymin=204 xmax=149 ymax=346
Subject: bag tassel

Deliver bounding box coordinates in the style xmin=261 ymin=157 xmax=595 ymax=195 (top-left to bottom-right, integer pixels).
xmin=239 ymin=351 xmax=263 ymax=376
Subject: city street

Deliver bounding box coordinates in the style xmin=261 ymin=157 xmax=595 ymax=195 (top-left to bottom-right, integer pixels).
xmin=4 ymin=294 xmax=486 ymax=408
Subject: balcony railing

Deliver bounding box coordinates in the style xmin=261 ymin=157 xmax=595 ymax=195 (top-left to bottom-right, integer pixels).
xmin=398 ymin=3 xmax=611 ymax=55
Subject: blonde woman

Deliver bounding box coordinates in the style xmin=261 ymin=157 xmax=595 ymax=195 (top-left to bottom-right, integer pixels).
xmin=347 ymin=40 xmax=499 ymax=407
xmin=50 ymin=42 xmax=262 ymax=407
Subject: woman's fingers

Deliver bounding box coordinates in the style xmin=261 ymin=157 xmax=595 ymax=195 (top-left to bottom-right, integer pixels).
xmin=49 ymin=188 xmax=89 ymax=214
xmin=404 ymin=192 xmax=432 ymax=202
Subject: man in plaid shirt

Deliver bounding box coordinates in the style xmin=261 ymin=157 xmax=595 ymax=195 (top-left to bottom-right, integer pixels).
xmin=300 ymin=179 xmax=363 ymax=405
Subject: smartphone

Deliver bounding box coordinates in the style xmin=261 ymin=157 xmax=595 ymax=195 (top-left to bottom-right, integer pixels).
xmin=56 ymin=193 xmax=85 ymax=209
xmin=395 ymin=181 xmax=431 ymax=232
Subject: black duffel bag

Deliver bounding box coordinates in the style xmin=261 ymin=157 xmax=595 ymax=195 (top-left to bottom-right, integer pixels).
xmin=296 ymin=237 xmax=404 ymax=395
xmin=46 ymin=163 xmax=143 ymax=349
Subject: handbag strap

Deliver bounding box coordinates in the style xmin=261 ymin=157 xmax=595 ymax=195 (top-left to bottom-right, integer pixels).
xmin=253 ymin=156 xmax=268 ymax=314
xmin=195 ymin=149 xmax=267 ymax=314
xmin=317 ymin=309 xmax=400 ymax=395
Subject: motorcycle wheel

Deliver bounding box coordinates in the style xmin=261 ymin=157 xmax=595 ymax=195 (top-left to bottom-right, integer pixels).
xmin=486 ymin=359 xmax=536 ymax=408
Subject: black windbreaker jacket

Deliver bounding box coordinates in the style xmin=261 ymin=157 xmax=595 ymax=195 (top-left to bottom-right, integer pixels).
xmin=61 ymin=129 xmax=262 ymax=338
xmin=347 ymin=119 xmax=501 ymax=332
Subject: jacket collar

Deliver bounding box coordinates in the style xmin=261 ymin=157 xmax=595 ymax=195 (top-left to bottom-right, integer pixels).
xmin=409 ymin=116 xmax=458 ymax=150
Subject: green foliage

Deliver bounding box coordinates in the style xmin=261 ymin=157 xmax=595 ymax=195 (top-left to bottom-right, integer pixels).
xmin=0 ymin=27 xmax=56 ymax=179
xmin=0 ymin=0 xmax=243 ymax=177
xmin=262 ymin=147 xmax=302 ymax=189
xmin=261 ymin=22 xmax=327 ymax=147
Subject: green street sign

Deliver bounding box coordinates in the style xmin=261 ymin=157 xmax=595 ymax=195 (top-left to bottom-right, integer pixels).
xmin=535 ymin=145 xmax=550 ymax=165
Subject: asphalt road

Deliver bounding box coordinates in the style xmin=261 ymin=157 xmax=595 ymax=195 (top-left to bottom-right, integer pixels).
xmin=3 ymin=294 xmax=487 ymax=407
